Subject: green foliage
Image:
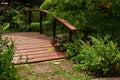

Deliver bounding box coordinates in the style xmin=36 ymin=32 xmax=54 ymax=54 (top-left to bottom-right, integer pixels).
xmin=1 ymin=6 xmax=42 ymax=32
xmin=7 ymin=9 xmax=27 ymax=31
xmin=28 ymin=22 xmax=40 ymax=31
xmin=0 ymin=25 xmax=19 ymax=80
xmin=0 ymin=23 xmax=10 ymax=32
xmin=0 ymin=6 xmax=28 ymax=32
xmin=40 ymin=0 xmax=120 ymax=45
xmin=66 ymin=36 xmax=120 ymax=75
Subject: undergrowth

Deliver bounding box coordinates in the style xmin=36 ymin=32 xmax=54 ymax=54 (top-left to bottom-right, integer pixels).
xmin=0 ymin=24 xmax=19 ymax=80
xmin=66 ymin=35 xmax=120 ymax=75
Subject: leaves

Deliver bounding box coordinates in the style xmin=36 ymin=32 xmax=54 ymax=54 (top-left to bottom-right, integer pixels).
xmin=0 ymin=26 xmax=18 ymax=80
xmin=2 ymin=23 xmax=10 ymax=31
xmin=40 ymin=0 xmax=120 ymax=41
xmin=66 ymin=35 xmax=120 ymax=75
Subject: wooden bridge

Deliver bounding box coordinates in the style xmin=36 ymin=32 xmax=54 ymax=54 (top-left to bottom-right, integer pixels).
xmin=4 ymin=32 xmax=65 ymax=64
xmin=5 ymin=9 xmax=77 ymax=64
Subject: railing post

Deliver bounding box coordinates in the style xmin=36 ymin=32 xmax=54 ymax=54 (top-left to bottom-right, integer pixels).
xmin=28 ymin=11 xmax=32 ymax=25
xmin=12 ymin=0 xmax=15 ymax=8
xmin=40 ymin=12 xmax=43 ymax=34
xmin=28 ymin=11 xmax=32 ymax=31
xmin=69 ymin=30 xmax=72 ymax=42
xmin=28 ymin=3 xmax=32 ymax=31
xmin=53 ymin=18 xmax=56 ymax=39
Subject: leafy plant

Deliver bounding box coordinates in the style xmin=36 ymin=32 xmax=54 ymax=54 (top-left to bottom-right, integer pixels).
xmin=0 ymin=7 xmax=28 ymax=32
xmin=27 ymin=22 xmax=40 ymax=31
xmin=66 ymin=35 xmax=120 ymax=75
xmin=0 ymin=25 xmax=19 ymax=80
xmin=40 ymin=0 xmax=120 ymax=47
xmin=10 ymin=9 xmax=27 ymax=31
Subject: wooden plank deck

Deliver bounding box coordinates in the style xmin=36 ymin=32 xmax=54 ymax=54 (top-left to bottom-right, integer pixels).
xmin=4 ymin=32 xmax=65 ymax=64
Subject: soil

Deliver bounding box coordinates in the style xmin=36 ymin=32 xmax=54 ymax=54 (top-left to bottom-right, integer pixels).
xmin=17 ymin=59 xmax=120 ymax=80
xmin=17 ymin=59 xmax=75 ymax=80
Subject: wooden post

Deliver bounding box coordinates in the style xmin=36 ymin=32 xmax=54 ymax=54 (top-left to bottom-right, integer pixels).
xmin=28 ymin=11 xmax=32 ymax=25
xmin=53 ymin=18 xmax=56 ymax=39
xmin=28 ymin=3 xmax=32 ymax=31
xmin=28 ymin=11 xmax=32 ymax=31
xmin=40 ymin=12 xmax=43 ymax=34
xmin=69 ymin=30 xmax=72 ymax=42
xmin=12 ymin=0 xmax=15 ymax=8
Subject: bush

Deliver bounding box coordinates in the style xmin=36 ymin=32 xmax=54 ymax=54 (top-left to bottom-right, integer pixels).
xmin=0 ymin=6 xmax=28 ymax=32
xmin=0 ymin=25 xmax=19 ymax=80
xmin=66 ymin=36 xmax=120 ymax=75
xmin=28 ymin=22 xmax=40 ymax=31
xmin=40 ymin=0 xmax=120 ymax=46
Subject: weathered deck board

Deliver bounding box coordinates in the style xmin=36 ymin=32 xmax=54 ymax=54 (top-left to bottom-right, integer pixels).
xmin=4 ymin=32 xmax=65 ymax=64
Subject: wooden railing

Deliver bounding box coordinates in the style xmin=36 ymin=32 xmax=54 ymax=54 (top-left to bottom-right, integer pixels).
xmin=25 ymin=9 xmax=77 ymax=41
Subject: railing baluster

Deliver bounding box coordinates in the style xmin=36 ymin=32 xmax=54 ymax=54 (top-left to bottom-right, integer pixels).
xmin=40 ymin=12 xmax=43 ymax=34
xmin=12 ymin=0 xmax=15 ymax=8
xmin=69 ymin=30 xmax=73 ymax=42
xmin=53 ymin=18 xmax=57 ymax=39
xmin=28 ymin=10 xmax=32 ymax=31
xmin=28 ymin=11 xmax=31 ymax=25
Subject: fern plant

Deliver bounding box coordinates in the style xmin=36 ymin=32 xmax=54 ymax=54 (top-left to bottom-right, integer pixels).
xmin=66 ymin=35 xmax=120 ymax=75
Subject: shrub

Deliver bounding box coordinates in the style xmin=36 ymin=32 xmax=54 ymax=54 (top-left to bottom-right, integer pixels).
xmin=66 ymin=36 xmax=120 ymax=75
xmin=0 ymin=6 xmax=28 ymax=32
xmin=40 ymin=0 xmax=120 ymax=29
xmin=40 ymin=0 xmax=120 ymax=46
xmin=0 ymin=25 xmax=19 ymax=80
xmin=28 ymin=22 xmax=40 ymax=31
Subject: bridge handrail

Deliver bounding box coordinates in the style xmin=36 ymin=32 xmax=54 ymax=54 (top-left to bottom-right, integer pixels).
xmin=25 ymin=8 xmax=77 ymax=41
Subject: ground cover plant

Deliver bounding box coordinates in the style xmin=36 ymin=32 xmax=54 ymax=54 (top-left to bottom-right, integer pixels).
xmin=66 ymin=36 xmax=120 ymax=76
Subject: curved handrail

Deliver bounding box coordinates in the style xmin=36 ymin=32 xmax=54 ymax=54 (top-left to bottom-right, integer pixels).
xmin=25 ymin=9 xmax=48 ymax=13
xmin=55 ymin=17 xmax=77 ymax=31
xmin=25 ymin=8 xmax=77 ymax=41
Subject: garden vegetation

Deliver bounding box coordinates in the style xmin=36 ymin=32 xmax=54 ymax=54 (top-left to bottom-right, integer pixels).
xmin=0 ymin=24 xmax=18 ymax=80
xmin=0 ymin=0 xmax=120 ymax=78
xmin=41 ymin=0 xmax=120 ymax=75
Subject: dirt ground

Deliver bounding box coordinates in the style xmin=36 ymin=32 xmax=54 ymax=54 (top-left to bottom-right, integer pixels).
xmin=18 ymin=59 xmax=74 ymax=72
xmin=17 ymin=59 xmax=83 ymax=80
xmin=17 ymin=59 xmax=120 ymax=80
